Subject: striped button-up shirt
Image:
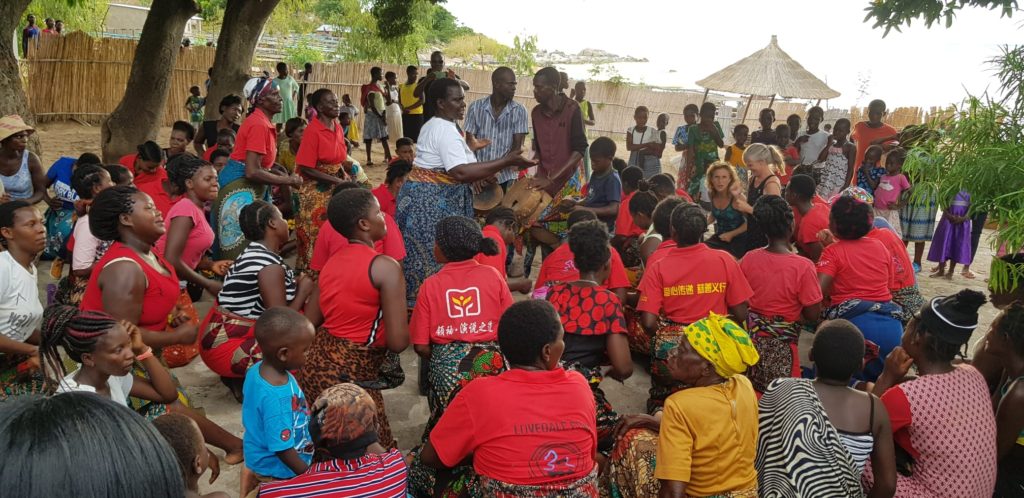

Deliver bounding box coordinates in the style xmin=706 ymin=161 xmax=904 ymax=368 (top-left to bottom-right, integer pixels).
xmin=463 ymin=96 xmax=529 ymax=184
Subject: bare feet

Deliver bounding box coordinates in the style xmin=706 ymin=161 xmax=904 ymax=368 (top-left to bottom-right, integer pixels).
xmin=929 ymin=267 xmax=946 ymax=278
xmin=944 ymin=272 xmax=954 ymax=280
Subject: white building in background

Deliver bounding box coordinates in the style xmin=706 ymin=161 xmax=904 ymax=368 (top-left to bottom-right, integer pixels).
xmin=104 ymin=3 xmax=203 ymax=39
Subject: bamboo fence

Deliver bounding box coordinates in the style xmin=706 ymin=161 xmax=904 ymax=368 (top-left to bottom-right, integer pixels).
xmin=25 ymin=33 xmax=938 ymax=136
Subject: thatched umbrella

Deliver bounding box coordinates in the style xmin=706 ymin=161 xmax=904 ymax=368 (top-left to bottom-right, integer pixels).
xmin=696 ymin=35 xmax=840 ymax=120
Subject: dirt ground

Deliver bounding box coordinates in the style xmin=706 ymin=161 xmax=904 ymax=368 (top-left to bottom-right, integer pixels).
xmin=29 ymin=122 xmax=1003 ymax=496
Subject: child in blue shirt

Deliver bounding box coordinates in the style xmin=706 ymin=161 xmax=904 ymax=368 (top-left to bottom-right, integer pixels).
xmin=242 ymin=307 xmax=316 ymax=481
xmin=856 ymin=144 xmax=886 ymax=196
xmin=559 ymin=136 xmax=622 ymax=233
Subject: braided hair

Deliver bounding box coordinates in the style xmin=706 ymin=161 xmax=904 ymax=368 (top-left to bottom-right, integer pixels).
xmin=137 ymin=141 xmax=163 ymax=163
xmin=88 ymin=185 xmax=139 ymax=242
xmin=670 ymin=202 xmax=707 ymax=246
xmin=239 ymin=200 xmax=277 ymax=242
xmin=71 ymin=164 xmax=108 ymax=200
xmin=752 ymin=195 xmax=794 ymax=240
xmin=435 ymin=215 xmax=499 ymax=262
xmin=628 ymin=191 xmax=658 ymax=217
xmin=567 ymin=220 xmax=610 ymax=273
xmin=915 ymin=289 xmax=987 ymax=362
xmin=652 ymin=197 xmax=685 ymax=239
xmin=830 ymin=196 xmax=872 ymax=240
xmin=165 ymin=154 xmax=210 ymax=196
xmin=39 ymin=305 xmax=118 ymax=385
xmin=649 ymin=174 xmax=676 ymax=199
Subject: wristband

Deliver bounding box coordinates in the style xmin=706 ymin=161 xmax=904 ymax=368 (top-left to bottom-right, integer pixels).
xmin=135 ymin=348 xmax=154 ymax=361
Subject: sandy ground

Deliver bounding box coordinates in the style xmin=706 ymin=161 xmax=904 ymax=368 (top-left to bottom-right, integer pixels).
xmin=28 ymin=122 xmax=1003 ymax=496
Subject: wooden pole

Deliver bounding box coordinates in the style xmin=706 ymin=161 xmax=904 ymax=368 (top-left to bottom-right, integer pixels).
xmin=768 ymin=95 xmax=776 ymax=109
xmin=815 ymin=99 xmax=821 ymax=106
xmin=740 ymin=94 xmax=755 ymax=123
xmin=701 ymin=88 xmax=709 ymax=104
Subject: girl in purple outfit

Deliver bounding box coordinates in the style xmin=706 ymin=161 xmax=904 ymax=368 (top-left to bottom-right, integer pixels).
xmin=928 ymin=190 xmax=973 ymax=279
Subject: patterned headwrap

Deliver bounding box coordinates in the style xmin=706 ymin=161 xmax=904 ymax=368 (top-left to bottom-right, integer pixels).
xmin=308 ymin=383 xmax=378 ymax=460
xmin=833 ymin=186 xmax=873 ymax=206
xmin=243 ymin=77 xmax=279 ymax=107
xmin=683 ymin=312 xmax=760 ymax=378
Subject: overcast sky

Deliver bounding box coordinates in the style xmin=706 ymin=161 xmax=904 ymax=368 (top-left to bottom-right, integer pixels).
xmin=444 ymin=0 xmax=1022 ymax=108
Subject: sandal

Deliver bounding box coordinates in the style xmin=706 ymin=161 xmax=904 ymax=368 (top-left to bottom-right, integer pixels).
xmin=961 ymin=269 xmax=977 ymax=279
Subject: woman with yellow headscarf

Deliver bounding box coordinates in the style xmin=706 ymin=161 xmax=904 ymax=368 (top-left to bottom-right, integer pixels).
xmin=608 ymin=313 xmax=760 ymax=498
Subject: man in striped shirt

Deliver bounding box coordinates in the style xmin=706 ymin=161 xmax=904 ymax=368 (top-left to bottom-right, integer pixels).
xmin=464 ymin=66 xmax=530 ymax=190
xmin=257 ymin=383 xmax=409 ymax=498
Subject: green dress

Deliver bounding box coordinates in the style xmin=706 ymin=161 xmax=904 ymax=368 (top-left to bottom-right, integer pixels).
xmin=685 ymin=121 xmax=724 ymax=198
xmin=273 ymin=76 xmax=299 ymax=124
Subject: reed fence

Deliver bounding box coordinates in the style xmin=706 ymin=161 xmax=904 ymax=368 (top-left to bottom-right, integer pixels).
xmin=25 ymin=33 xmax=939 ymax=138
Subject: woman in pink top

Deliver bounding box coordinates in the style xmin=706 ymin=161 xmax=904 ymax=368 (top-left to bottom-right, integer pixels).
xmin=740 ymin=195 xmax=821 ymax=393
xmin=868 ymin=290 xmax=998 ymax=497
xmin=155 ymin=155 xmax=229 ymax=297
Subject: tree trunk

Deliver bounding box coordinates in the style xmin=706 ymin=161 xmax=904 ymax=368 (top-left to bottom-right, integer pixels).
xmin=0 ymin=0 xmax=39 ymax=153
xmin=204 ymin=0 xmax=281 ymax=121
xmin=100 ymin=0 xmax=200 ymax=162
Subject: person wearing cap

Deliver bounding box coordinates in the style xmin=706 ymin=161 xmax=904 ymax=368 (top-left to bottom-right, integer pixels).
xmin=867 ymin=289 xmax=998 ymax=497
xmin=214 ymin=76 xmax=302 ymax=260
xmin=816 ymin=195 xmax=902 ymax=382
xmin=257 ymin=383 xmax=409 ymax=498
xmin=0 ymin=115 xmax=47 ymax=206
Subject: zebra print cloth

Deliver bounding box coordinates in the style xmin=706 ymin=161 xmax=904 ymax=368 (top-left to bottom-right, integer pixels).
xmin=755 ymin=378 xmax=866 ymax=498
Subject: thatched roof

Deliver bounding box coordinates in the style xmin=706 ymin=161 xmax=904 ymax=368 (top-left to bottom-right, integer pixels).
xmin=696 ymin=35 xmax=840 ymax=100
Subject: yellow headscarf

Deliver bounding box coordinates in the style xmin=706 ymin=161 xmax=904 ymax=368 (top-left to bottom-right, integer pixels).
xmin=684 ymin=312 xmax=760 ymax=378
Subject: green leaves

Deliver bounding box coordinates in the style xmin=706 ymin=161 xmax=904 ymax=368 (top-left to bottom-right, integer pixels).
xmin=863 ymin=0 xmax=1018 ymax=37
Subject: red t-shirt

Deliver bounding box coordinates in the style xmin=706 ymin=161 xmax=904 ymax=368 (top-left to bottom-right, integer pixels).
xmin=133 ymin=168 xmax=174 ymax=220
xmin=371 ymin=183 xmax=397 ymax=218
xmin=645 ymin=239 xmax=676 ymax=269
xmin=880 ymin=385 xmax=917 ymax=459
xmin=637 ymin=243 xmax=753 ymax=324
xmin=795 ymin=203 xmax=830 ymax=247
xmin=779 ymin=145 xmax=799 ymax=185
xmin=816 ymin=237 xmax=894 ymax=304
xmin=309 ymin=216 xmax=405 ymax=271
xmin=410 ymin=260 xmax=513 ymax=345
xmin=318 ymin=244 xmax=389 ymax=346
xmin=792 ymin=196 xmax=829 ymax=241
xmin=851 ymin=122 xmax=898 ymax=169
xmin=675 ymin=189 xmax=693 ymax=202
xmin=230 ymin=110 xmax=277 ymax=169
xmin=739 ymin=248 xmax=822 ymax=322
xmin=474 ymin=225 xmax=507 ymax=280
xmin=535 ymin=243 xmax=630 ymax=290
xmin=615 ymin=191 xmax=645 ymax=237
xmin=866 ymin=227 xmax=915 ymax=290
xmin=295 ymin=116 xmax=347 ymax=169
xmin=429 ymin=368 xmax=597 ymax=485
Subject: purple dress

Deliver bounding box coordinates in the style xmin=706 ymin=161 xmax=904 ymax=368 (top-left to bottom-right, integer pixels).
xmin=927 ymin=190 xmax=973 ymax=264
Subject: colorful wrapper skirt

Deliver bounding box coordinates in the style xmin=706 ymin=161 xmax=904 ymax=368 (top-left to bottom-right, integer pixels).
xmin=565 ymin=362 xmax=621 ymax=453
xmin=396 ymin=168 xmax=473 ymax=307
xmin=899 ymin=192 xmax=937 ymax=242
xmin=535 ymin=166 xmax=585 ymax=240
xmin=479 ymin=468 xmax=599 ymax=498
xmin=297 ymin=328 xmax=395 ymax=448
xmin=214 ymin=159 xmax=269 ymax=260
xmin=162 ymin=290 xmax=201 ymax=368
xmin=43 ymin=206 xmax=74 ymax=260
xmin=648 ymin=321 xmax=688 ymax=414
xmin=891 ymin=284 xmax=925 ymax=324
xmin=609 ymin=428 xmax=659 ymax=498
xmin=623 ymin=307 xmax=652 ymax=356
xmin=427 ymin=342 xmax=504 ymax=414
xmin=745 ymin=311 xmax=805 ymax=394
xmin=199 ymin=305 xmax=260 ymax=378
xmin=295 ymin=163 xmax=344 ymax=271
xmin=0 ymin=352 xmax=48 ymax=400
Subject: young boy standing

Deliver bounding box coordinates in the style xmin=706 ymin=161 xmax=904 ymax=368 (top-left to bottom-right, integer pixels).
xmin=242 ymin=307 xmax=316 ymax=487
xmin=724 ymin=124 xmax=749 ymax=187
xmin=672 ymin=104 xmax=699 ymax=188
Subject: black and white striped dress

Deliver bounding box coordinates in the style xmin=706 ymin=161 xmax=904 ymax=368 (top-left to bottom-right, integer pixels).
xmin=755 ymin=378 xmax=867 ymax=497
xmin=217 ymin=242 xmax=296 ymax=319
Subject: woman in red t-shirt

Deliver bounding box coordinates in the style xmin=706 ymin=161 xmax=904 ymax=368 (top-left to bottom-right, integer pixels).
xmin=420 ymin=300 xmax=599 ymax=496
xmin=740 ymin=195 xmax=822 ymax=393
xmin=816 ymin=195 xmax=902 ymax=381
xmin=547 ymin=220 xmax=633 ymax=452
xmin=626 ymin=196 xmax=685 ymax=357
xmin=300 ymin=188 xmax=408 ymax=448
xmin=79 ymin=185 xmax=243 ymax=463
xmin=119 ymin=141 xmax=173 ymax=219
xmin=411 ymin=215 xmax=513 ymax=413
xmin=637 ymin=202 xmax=753 ymax=412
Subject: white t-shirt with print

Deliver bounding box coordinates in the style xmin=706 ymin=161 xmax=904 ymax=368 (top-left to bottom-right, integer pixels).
xmin=57 ymin=371 xmax=134 ymax=407
xmin=0 ymin=251 xmax=43 ymax=343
